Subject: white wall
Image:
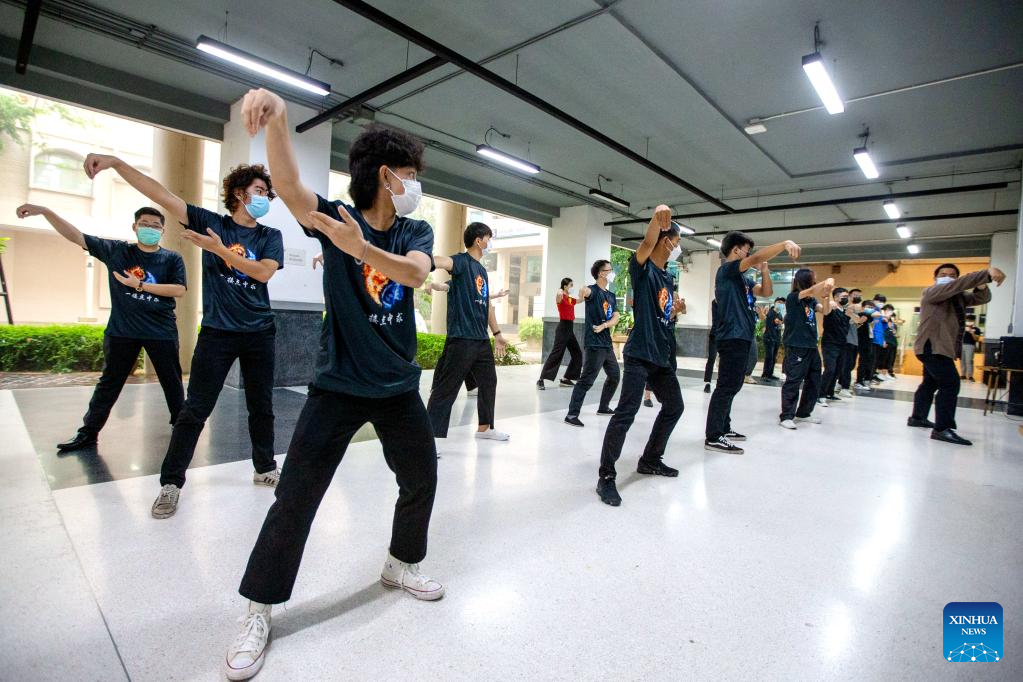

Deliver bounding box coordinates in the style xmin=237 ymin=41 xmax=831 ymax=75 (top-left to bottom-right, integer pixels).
xmin=987 ymin=230 xmax=1018 ymax=339
xmin=676 ymin=250 xmax=719 ymax=328
xmin=541 ymin=205 xmax=613 ymax=317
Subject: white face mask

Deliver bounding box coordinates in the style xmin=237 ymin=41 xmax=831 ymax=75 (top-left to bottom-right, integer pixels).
xmin=478 ymin=239 xmax=491 ymax=256
xmin=605 ymin=271 xmax=616 ymax=284
xmin=935 ymin=276 xmax=955 ymax=286
xmin=386 ymin=168 xmax=422 ymax=217
xmin=667 ymin=241 xmax=682 ymax=261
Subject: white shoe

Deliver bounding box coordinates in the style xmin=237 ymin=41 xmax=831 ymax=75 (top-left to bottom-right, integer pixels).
xmin=838 ymin=389 xmax=854 ymax=398
xmin=253 ymin=468 xmax=279 ymax=487
xmin=151 ymin=484 xmax=180 ymax=519
xmin=816 ymin=398 xmax=830 ymax=407
xmin=380 ymin=553 xmax=445 ymax=601
xmin=224 ymin=602 xmax=271 ymax=681
xmin=475 ymin=428 xmax=510 ymax=441
xmin=466 ymin=388 xmax=478 ymax=396
xmin=779 ymin=419 xmax=798 ymax=430
xmin=795 ymin=415 xmax=822 ymax=424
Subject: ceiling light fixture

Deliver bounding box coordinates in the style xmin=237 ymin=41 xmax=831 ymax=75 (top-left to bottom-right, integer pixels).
xmin=707 ymin=238 xmax=722 ymax=248
xmin=196 ymin=35 xmax=331 ymax=96
xmin=896 ymin=224 xmax=912 ymax=239
xmin=801 ymin=23 xmax=844 ymax=114
xmin=907 ymin=244 xmax=920 ymax=255
xmin=852 ymin=127 xmax=880 ymax=179
xmin=476 ymin=127 xmax=540 ymax=174
xmin=672 ymin=221 xmax=696 ymax=235
xmin=883 ymin=199 xmax=901 ymax=219
xmin=589 ymin=174 xmax=629 ymax=208
xmin=744 ymin=119 xmax=767 ymax=135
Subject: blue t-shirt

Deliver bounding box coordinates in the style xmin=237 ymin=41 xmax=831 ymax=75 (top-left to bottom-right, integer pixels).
xmin=184 ymin=205 xmax=284 ymax=333
xmin=446 ymin=252 xmax=489 ymax=340
xmin=84 ymin=235 xmax=186 ymax=340
xmin=584 ymin=283 xmax=617 ymax=349
xmin=623 ymin=255 xmax=675 ymax=368
xmin=302 ymin=195 xmax=434 ymax=397
xmin=783 ymin=291 xmax=818 ymax=348
xmin=871 ymin=317 xmax=887 ymax=346
xmin=713 ymin=259 xmax=756 ymax=342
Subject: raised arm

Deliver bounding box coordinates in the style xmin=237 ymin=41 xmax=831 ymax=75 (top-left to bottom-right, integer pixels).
xmin=16 ymin=204 xmax=84 ymax=248
xmin=922 ymin=269 xmax=999 ymax=304
xmin=241 ymin=89 xmax=318 ymax=220
xmin=433 ymin=255 xmax=454 ymax=272
xmin=83 ymin=155 xmax=187 ymax=225
xmin=110 ymin=270 xmax=186 ymax=298
xmin=636 ymin=205 xmax=673 ymax=266
xmin=740 ymin=240 xmax=800 ymax=272
xmin=752 ymin=262 xmax=773 ymax=297
xmin=798 ymin=277 xmax=834 ymax=300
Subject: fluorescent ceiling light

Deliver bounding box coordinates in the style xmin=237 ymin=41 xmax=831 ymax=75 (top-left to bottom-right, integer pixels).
xmin=853 ymin=146 xmax=879 ymax=179
xmin=744 ymin=120 xmax=767 ymax=135
xmin=707 ymin=238 xmax=722 ymax=247
xmin=801 ymin=52 xmax=844 ymax=114
xmin=589 ymin=188 xmax=630 ymax=209
xmin=475 ymin=145 xmax=540 ymax=174
xmin=196 ymin=35 xmax=331 ymax=96
xmin=907 ymin=244 xmax=920 ymax=255
xmin=672 ymin=221 xmax=696 ymax=235
xmin=896 ymin=224 xmax=912 ymax=239
xmin=883 ymin=200 xmax=901 ymax=219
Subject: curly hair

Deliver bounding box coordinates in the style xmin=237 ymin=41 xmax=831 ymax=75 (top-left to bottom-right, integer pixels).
xmin=222 ymin=164 xmax=276 ymax=214
xmin=348 ymin=125 xmax=425 ymax=210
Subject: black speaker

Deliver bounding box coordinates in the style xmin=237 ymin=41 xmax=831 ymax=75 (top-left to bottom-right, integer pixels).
xmin=1000 ymin=336 xmax=1023 ymax=370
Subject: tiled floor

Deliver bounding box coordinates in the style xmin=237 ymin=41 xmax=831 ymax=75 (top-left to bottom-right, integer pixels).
xmin=3 ymin=362 xmax=1021 ymax=680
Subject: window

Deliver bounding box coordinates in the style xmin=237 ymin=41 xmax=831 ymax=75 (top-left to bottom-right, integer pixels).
xmin=526 ymin=255 xmax=542 ymax=283
xmin=33 ymin=150 xmax=92 ymax=195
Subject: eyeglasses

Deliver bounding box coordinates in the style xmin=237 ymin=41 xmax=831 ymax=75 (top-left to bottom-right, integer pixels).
xmin=137 ymin=222 xmax=164 ymax=230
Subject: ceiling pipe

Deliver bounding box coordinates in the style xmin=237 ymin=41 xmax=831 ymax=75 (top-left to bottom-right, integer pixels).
xmin=14 ymin=0 xmax=42 ymax=74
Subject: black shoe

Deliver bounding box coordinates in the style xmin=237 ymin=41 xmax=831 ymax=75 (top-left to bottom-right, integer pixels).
xmin=643 ymin=398 xmax=654 ymax=407
xmin=560 ymin=378 xmax=575 ymax=387
xmin=596 ymin=407 xmax=616 ymax=416
xmin=930 ymin=429 xmax=973 ymax=446
xmin=56 ymin=431 xmax=97 ymax=451
xmin=704 ymin=436 xmax=744 ymax=455
xmin=703 ymin=383 xmax=711 ymax=393
xmin=724 ymin=431 xmax=746 ymax=442
xmin=596 ymin=478 xmax=621 ymax=506
xmin=637 ymin=460 xmax=679 ymax=477
xmin=564 ymin=416 xmax=584 ymax=428
xmin=536 ymin=380 xmax=545 ymax=391
xmin=968 ymin=377 xmax=975 ymax=382
xmin=826 ymin=395 xmax=841 ymax=402
xmin=907 ymin=417 xmax=935 ymax=429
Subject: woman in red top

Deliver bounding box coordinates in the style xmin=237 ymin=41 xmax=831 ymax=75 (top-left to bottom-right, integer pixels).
xmin=538 ymin=277 xmax=583 ymax=389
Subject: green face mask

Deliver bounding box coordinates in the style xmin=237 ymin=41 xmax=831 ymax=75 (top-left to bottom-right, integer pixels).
xmin=136 ymin=226 xmax=162 ymax=246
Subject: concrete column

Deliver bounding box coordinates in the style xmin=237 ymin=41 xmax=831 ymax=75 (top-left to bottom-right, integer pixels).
xmin=676 ymin=250 xmax=719 ymax=328
xmin=151 ymin=129 xmax=203 ymax=373
xmin=429 ymin=200 xmax=465 ymax=334
xmin=987 ymin=231 xmax=1018 ymax=339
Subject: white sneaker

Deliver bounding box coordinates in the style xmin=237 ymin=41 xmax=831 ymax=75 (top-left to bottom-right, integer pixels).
xmin=466 ymin=388 xmax=478 ymax=396
xmin=253 ymin=468 xmax=279 ymax=487
xmin=838 ymin=389 xmax=854 ymax=398
xmin=224 ymin=602 xmax=272 ymax=680
xmin=476 ymin=428 xmax=510 ymax=441
xmin=380 ymin=553 xmax=445 ymax=601
xmin=151 ymin=484 xmax=180 ymax=519
xmin=779 ymin=419 xmax=798 ymax=430
xmin=795 ymin=415 xmax=822 ymax=424
xmin=816 ymin=398 xmax=830 ymax=407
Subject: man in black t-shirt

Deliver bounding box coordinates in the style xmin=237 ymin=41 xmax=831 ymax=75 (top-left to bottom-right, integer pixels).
xmin=704 ymin=231 xmax=801 ymax=455
xmin=596 ymin=206 xmax=683 ymax=507
xmin=565 ymin=258 xmax=621 ymax=426
xmin=761 ymin=297 xmax=784 ymax=381
xmin=819 ymin=287 xmax=857 ymax=403
xmin=83 ymin=154 xmax=285 ymax=520
xmin=779 ymin=269 xmax=834 ymax=428
xmin=427 ymin=222 xmax=510 ymax=442
xmin=16 ymin=204 xmax=186 ymax=451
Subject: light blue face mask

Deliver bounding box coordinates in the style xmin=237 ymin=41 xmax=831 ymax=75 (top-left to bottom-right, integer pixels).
xmin=777 ymin=304 xmax=786 ymax=315
xmin=136 ymin=226 xmax=162 ymax=246
xmin=244 ymin=193 xmax=271 ymax=219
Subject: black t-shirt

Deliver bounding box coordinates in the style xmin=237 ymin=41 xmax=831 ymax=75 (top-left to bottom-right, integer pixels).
xmin=446 ymin=252 xmax=489 ymax=340
xmin=184 ymin=205 xmax=284 ymax=333
xmin=302 ymin=195 xmax=434 ymax=397
xmin=857 ymin=307 xmax=879 ymax=344
xmin=584 ymin=283 xmax=617 ymax=349
xmin=713 ymin=259 xmax=756 ymax=342
xmin=623 ymin=255 xmax=675 ymax=367
xmin=822 ymin=307 xmax=850 ymax=346
xmin=764 ymin=307 xmax=782 ymax=342
xmin=783 ymin=291 xmax=819 ymax=348
xmin=84 ymin=235 xmax=186 ymax=340
xmin=963 ymin=329 xmax=977 ymax=346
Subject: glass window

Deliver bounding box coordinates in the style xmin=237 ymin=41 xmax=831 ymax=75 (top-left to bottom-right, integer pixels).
xmin=526 ymin=255 xmax=542 ymax=283
xmin=33 ymin=150 xmax=91 ymax=195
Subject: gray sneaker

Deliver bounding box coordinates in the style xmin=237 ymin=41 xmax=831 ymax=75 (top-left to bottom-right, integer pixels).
xmin=253 ymin=468 xmax=280 ymax=487
xmin=151 ymin=484 xmax=180 ymax=519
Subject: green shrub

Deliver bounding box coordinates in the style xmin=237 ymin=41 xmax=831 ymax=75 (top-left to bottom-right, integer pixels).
xmin=614 ymin=311 xmax=633 ymax=335
xmin=414 ymin=332 xmax=524 ymax=368
xmin=517 ymin=317 xmax=543 ymax=342
xmin=0 ymin=324 xmax=138 ymax=373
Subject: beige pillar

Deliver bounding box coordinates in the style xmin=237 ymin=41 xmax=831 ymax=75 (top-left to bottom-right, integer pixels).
xmin=150 ymin=130 xmax=204 ymax=373
xmin=430 ymin=201 xmax=466 ymax=334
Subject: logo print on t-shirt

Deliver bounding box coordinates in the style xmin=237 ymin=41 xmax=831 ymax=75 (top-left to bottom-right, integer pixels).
xmin=127 ymin=265 xmax=157 ymax=284
xmin=805 ymin=301 xmax=816 ymax=325
xmin=602 ymin=300 xmax=612 ymax=321
xmin=224 ymin=242 xmax=257 ymax=280
xmin=658 ymin=287 xmax=674 ymax=321
xmin=364 ymin=263 xmax=404 ymax=310
xmin=475 ymin=274 xmax=488 ymax=299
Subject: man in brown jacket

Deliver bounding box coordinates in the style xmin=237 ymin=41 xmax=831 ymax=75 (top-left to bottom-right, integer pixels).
xmin=908 ymin=263 xmax=1005 ymax=445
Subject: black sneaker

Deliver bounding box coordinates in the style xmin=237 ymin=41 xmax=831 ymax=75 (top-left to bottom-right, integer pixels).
xmin=704 ymin=436 xmax=744 ymax=455
xmin=596 ymin=478 xmax=621 ymax=506
xmin=643 ymin=398 xmax=654 ymax=407
xmin=907 ymin=416 xmax=935 ymax=429
xmin=930 ymin=428 xmax=973 ymax=446
xmin=724 ymin=431 xmax=746 ymax=442
xmin=564 ymin=416 xmax=584 ymax=428
xmin=703 ymin=383 xmax=711 ymax=393
xmin=536 ymin=380 xmax=545 ymax=391
xmin=596 ymin=407 xmax=616 ymax=415
xmin=56 ymin=431 xmax=97 ymax=451
xmin=637 ymin=460 xmax=679 ymax=477
xmin=560 ymin=378 xmax=575 ymax=387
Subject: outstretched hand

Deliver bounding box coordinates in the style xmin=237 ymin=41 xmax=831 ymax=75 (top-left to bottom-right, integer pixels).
xmin=240 ymin=88 xmax=287 ymax=137
xmin=83 ymin=153 xmax=120 ymax=180
xmin=16 ymin=203 xmax=47 ymax=219
xmin=784 ymin=240 xmax=801 ymax=260
xmin=181 ymin=227 xmax=226 ymax=255
xmin=306 ymin=208 xmax=365 ymax=255
xmin=112 ymin=269 xmax=141 ymax=289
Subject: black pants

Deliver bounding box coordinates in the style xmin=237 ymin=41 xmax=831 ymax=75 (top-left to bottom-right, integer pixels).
xmin=540 ymin=320 xmax=582 ymax=381
xmin=703 ymin=334 xmax=717 ymax=383
xmin=567 ymin=347 xmax=620 ymax=417
xmin=427 ymin=338 xmax=497 ymax=437
xmin=159 ymin=326 xmax=277 ymax=488
xmin=881 ymin=344 xmax=897 ymax=373
xmin=80 ymin=335 xmax=184 ymax=436
xmin=761 ymin=339 xmax=779 ymax=378
xmin=780 ymin=346 xmax=822 ymax=421
xmin=912 ymin=349 xmax=960 ymax=432
xmin=744 ymin=338 xmax=758 ymax=376
xmin=839 ymin=343 xmax=858 ymax=389
xmin=705 ymin=338 xmax=749 ymax=440
xmin=239 ymin=387 xmax=437 ymax=604
xmin=599 ymin=356 xmax=683 ymax=479
xmin=820 ymin=342 xmax=846 ymax=399
xmin=856 ymin=343 xmax=876 ymax=385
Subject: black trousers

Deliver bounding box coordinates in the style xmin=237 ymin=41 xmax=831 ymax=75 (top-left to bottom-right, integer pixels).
xmin=705 ymin=338 xmax=749 ymax=440
xmin=539 ymin=320 xmax=582 ymax=381
xmin=761 ymin=339 xmax=780 ymax=378
xmin=567 ymin=347 xmax=620 ymax=417
xmin=856 ymin=343 xmax=876 ymax=385
xmin=599 ymin=355 xmax=683 ymax=479
xmin=912 ymin=350 xmax=960 ymax=432
xmin=820 ymin=342 xmax=846 ymax=399
xmin=881 ymin=344 xmax=897 ymax=373
xmin=239 ymin=387 xmax=437 ymax=604
xmin=703 ymin=334 xmax=717 ymax=383
xmin=744 ymin=337 xmax=758 ymax=376
xmin=80 ymin=335 xmax=184 ymax=436
xmin=427 ymin=337 xmax=497 ymax=437
xmin=159 ymin=326 xmax=277 ymax=488
xmin=839 ymin=343 xmax=858 ymax=389
xmin=780 ymin=346 xmax=822 ymax=421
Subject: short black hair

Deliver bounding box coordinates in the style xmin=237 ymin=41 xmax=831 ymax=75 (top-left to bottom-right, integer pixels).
xmin=721 ymin=231 xmax=754 ymax=257
xmin=935 ymin=263 xmax=960 ymax=277
xmin=591 ymin=259 xmax=610 ymax=279
xmin=560 ymin=277 xmax=573 ymax=289
xmin=833 ymin=287 xmax=848 ymax=297
xmin=883 ymin=304 xmax=894 ymax=311
xmin=657 ymin=223 xmax=681 ymax=244
xmin=791 ymin=268 xmax=816 ymax=292
xmin=849 ymin=288 xmax=862 ymax=294
xmin=134 ymin=207 xmax=164 ymax=224
xmin=873 ymin=294 xmax=887 ymax=302
xmin=463 ymin=221 xmax=493 ymax=249
xmin=348 ymin=125 xmax=425 ymax=210
xmin=774 ymin=297 xmax=785 ymax=303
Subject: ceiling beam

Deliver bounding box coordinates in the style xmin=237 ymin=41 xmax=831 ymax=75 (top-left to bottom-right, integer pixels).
xmin=14 ymin=0 xmax=41 ymax=74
